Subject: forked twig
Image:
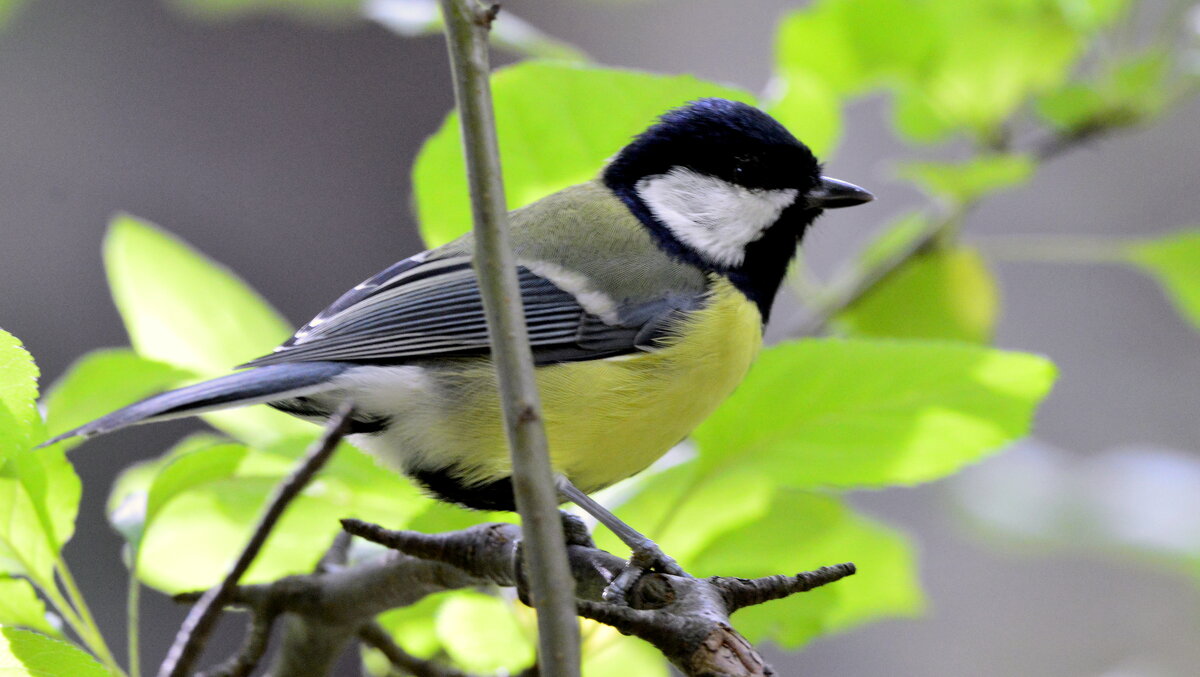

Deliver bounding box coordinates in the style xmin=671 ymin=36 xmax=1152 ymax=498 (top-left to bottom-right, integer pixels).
xmin=157 ymin=401 xmax=356 ymax=677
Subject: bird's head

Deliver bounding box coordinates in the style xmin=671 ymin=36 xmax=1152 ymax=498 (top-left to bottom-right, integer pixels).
xmin=603 ymin=98 xmax=871 ymax=318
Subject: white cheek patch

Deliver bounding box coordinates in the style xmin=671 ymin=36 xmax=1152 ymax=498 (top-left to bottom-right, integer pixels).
xmin=635 ymin=167 xmax=798 ymax=267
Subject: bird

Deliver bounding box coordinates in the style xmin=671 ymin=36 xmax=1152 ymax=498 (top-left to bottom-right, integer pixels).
xmin=45 ymin=98 xmax=872 ymax=600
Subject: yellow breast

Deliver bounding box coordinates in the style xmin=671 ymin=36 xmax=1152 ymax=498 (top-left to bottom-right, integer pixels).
xmin=439 ymin=277 xmax=763 ymax=491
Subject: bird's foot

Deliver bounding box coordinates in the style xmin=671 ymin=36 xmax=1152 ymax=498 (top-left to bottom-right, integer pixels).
xmin=601 ymin=536 xmax=690 ymax=605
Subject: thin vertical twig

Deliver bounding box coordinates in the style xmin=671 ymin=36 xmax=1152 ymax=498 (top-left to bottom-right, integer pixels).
xmin=437 ymin=1 xmax=581 ymax=674
xmin=156 ymin=402 xmax=357 ymax=677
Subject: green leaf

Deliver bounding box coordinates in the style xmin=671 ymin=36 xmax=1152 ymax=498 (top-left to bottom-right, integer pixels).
xmin=0 ymin=447 xmax=82 ymax=584
xmin=837 ymin=246 xmax=999 ymax=343
xmin=854 ymin=212 xmax=930 ymax=270
xmin=1108 ymin=50 xmax=1170 ymax=113
xmin=413 ymin=61 xmax=752 ymax=246
xmin=691 ymin=491 xmax=922 ymax=647
xmin=0 ymin=626 xmax=108 ymax=677
xmin=913 ymin=20 xmax=1079 ymax=141
xmin=367 ymin=595 xmax=447 ymax=670
xmin=1052 ymin=0 xmax=1129 ymax=32
xmin=0 ymin=0 xmax=26 ymax=30
xmin=0 ymin=579 xmax=58 ymax=637
xmin=774 ymin=0 xmax=939 ymax=97
xmin=778 ymin=0 xmax=1094 ymax=143
xmin=434 ymin=592 xmax=534 ymax=674
xmin=165 ymin=0 xmax=361 ymax=23
xmin=0 ymin=333 xmax=80 ymax=587
xmin=1036 ymin=83 xmax=1109 ymax=130
xmin=104 ymin=214 xmax=289 ymax=375
xmin=580 ymin=626 xmax=668 ymax=677
xmin=765 ymin=69 xmax=842 ymax=158
xmin=898 ymin=154 xmax=1036 ymax=204
xmin=111 ymin=435 xmax=428 ymax=594
xmin=103 ymin=214 xmax=313 ymax=446
xmin=1128 ymin=230 xmax=1200 ymax=332
xmin=593 ymin=463 xmax=774 ymax=567
xmin=133 ymin=475 xmax=341 ymax=592
xmin=105 ymin=433 xmax=225 ymax=524
xmin=42 ymin=349 xmax=192 ymax=451
xmin=693 ymin=339 xmax=1057 ymax=488
xmin=0 ymin=329 xmax=41 ymax=453
xmin=137 ymin=441 xmax=250 ymax=557
xmin=1037 ymin=50 xmax=1170 ymax=130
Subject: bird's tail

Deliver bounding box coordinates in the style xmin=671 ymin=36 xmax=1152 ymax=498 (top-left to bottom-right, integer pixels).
xmin=41 ymin=361 xmax=350 ymax=447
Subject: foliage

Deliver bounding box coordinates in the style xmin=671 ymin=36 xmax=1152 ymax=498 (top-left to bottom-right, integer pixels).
xmin=1127 ymin=230 xmax=1200 ymax=332
xmin=0 ymin=627 xmax=109 ymax=677
xmin=0 ymin=0 xmax=23 ymax=31
xmin=413 ymin=62 xmax=752 ymax=246
xmin=1 ymin=0 xmax=1197 ymax=675
xmin=0 ymin=331 xmax=119 ymax=674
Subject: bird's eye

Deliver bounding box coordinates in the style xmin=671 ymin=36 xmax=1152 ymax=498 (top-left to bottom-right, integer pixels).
xmin=732 ymin=154 xmax=755 ymax=180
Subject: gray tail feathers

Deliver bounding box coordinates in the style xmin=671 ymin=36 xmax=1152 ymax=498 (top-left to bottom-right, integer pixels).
xmin=41 ymin=361 xmax=351 ymax=447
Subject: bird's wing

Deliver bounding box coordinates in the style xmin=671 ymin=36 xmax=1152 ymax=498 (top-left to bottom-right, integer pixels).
xmin=240 ymin=251 xmax=707 ymax=368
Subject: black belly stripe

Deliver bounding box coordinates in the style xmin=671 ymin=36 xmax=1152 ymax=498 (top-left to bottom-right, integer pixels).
xmin=407 ymin=466 xmax=520 ymax=512
xmin=268 ymin=397 xmax=391 ymax=434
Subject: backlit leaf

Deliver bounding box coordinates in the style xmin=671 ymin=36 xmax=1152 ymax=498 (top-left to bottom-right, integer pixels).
xmin=435 ymin=592 xmax=534 ymax=674
xmin=0 ymin=447 xmax=80 ymax=583
xmin=367 ymin=595 xmax=447 ymax=671
xmin=1037 ymin=50 xmax=1170 ymax=130
xmin=765 ymin=69 xmax=841 ymax=158
xmin=103 ymin=214 xmax=314 ymax=446
xmin=592 ymin=462 xmax=774 ymax=567
xmin=0 ymin=333 xmax=80 ymax=586
xmin=0 ymin=579 xmax=58 ymax=637
xmin=837 ymin=246 xmax=999 ymax=343
xmin=413 ymin=61 xmax=752 ymax=246
xmin=899 ymin=154 xmax=1035 ymax=204
xmin=104 ymin=215 xmax=290 ymax=373
xmin=580 ymin=624 xmax=668 ymax=677
xmin=693 ymin=339 xmax=1057 ymax=488
xmin=0 ymin=329 xmax=40 ymax=453
xmin=691 ymin=491 xmax=922 ymax=647
xmin=112 ymin=435 xmax=428 ymax=593
xmin=0 ymin=626 xmax=108 ymax=677
xmin=1128 ymin=229 xmax=1200 ymax=332
xmin=42 ymin=349 xmax=191 ymax=452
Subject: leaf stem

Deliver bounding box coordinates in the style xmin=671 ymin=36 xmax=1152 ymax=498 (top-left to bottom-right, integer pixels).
xmin=47 ymin=563 xmax=128 ymax=677
xmin=127 ymin=573 xmax=142 ymax=677
xmin=437 ymin=1 xmax=580 ymax=675
xmin=787 ymin=209 xmax=956 ymax=336
xmin=969 ymin=235 xmax=1131 ymax=263
xmin=157 ymin=402 xmax=355 ymax=677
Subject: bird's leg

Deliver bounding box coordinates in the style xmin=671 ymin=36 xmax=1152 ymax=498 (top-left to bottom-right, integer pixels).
xmin=556 ymin=477 xmax=690 ymax=604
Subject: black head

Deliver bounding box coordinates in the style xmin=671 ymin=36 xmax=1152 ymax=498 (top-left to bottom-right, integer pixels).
xmin=605 ymin=98 xmax=823 ymax=194
xmin=603 ymin=98 xmax=872 ymax=321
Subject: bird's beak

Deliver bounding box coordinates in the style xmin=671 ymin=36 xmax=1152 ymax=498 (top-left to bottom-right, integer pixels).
xmin=806 ymin=176 xmax=874 ymax=209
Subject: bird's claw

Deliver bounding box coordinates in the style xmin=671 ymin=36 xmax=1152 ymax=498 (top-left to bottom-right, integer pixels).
xmin=601 ymin=538 xmax=690 ymax=605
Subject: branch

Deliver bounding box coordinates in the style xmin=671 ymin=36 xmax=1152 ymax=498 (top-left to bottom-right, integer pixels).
xmin=437 ymin=1 xmax=580 ymax=675
xmin=787 ymin=209 xmax=954 ymax=336
xmin=789 ymin=116 xmax=1139 ymax=337
xmin=181 ymin=517 xmax=853 ymax=676
xmin=347 ymin=520 xmax=855 ymax=676
xmin=359 ymin=622 xmax=474 ymax=677
xmin=156 ymin=402 xmax=356 ymax=677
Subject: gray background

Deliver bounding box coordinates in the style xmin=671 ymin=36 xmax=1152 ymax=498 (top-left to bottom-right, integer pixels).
xmin=1 ymin=0 xmax=1198 ymax=674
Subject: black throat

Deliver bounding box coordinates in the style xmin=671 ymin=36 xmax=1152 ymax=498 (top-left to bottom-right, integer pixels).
xmin=603 ymin=178 xmax=818 ymax=324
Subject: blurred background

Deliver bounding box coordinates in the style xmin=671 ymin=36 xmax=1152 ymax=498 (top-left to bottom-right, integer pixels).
xmin=1 ymin=0 xmax=1198 ymax=674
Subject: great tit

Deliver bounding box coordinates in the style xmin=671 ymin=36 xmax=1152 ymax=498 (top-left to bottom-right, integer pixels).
xmin=47 ymin=98 xmax=872 ymax=592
